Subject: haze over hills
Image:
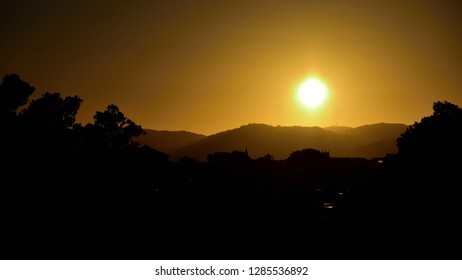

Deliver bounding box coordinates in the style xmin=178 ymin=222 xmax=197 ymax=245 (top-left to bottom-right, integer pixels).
xmin=137 ymin=123 xmax=408 ymax=161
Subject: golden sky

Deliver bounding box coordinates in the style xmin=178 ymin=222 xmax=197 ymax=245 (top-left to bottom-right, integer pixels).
xmin=1 ymin=0 xmax=461 ymax=134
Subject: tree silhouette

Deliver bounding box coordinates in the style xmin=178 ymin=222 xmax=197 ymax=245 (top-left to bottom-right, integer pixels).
xmin=287 ymin=148 xmax=329 ymax=164
xmin=20 ymin=92 xmax=82 ymax=130
xmin=396 ymin=101 xmax=462 ymax=161
xmin=257 ymin=153 xmax=273 ymax=162
xmin=87 ymin=104 xmax=144 ymax=149
xmin=0 ymin=74 xmax=35 ymax=151
xmin=0 ymin=74 xmax=35 ymax=115
xmin=387 ymin=101 xmax=462 ymax=253
xmin=15 ymin=92 xmax=83 ymax=153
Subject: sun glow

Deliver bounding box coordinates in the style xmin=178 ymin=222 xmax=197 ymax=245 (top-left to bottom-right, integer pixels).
xmin=297 ymin=77 xmax=328 ymax=108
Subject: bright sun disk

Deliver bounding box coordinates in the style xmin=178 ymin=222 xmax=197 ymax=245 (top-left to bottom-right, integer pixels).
xmin=297 ymin=78 xmax=328 ymax=108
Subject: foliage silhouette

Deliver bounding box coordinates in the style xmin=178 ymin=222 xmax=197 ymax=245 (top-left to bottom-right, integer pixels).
xmin=256 ymin=153 xmax=273 ymax=163
xmin=374 ymin=101 xmax=462 ymax=256
xmin=397 ymin=101 xmax=462 ymax=162
xmin=85 ymin=104 xmax=145 ymax=150
xmin=15 ymin=92 xmax=82 ymax=153
xmin=287 ymin=148 xmax=330 ymax=164
xmin=0 ymin=74 xmax=35 ymax=117
xmin=20 ymin=92 xmax=82 ymax=129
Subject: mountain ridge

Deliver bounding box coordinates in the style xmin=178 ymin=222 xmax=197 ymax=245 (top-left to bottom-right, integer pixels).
xmin=137 ymin=123 xmax=408 ymax=161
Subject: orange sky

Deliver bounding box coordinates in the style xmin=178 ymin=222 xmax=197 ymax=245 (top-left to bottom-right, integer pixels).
xmin=1 ymin=0 xmax=461 ymax=135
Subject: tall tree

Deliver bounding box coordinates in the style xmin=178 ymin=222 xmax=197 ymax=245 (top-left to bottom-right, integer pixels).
xmin=89 ymin=104 xmax=144 ymax=149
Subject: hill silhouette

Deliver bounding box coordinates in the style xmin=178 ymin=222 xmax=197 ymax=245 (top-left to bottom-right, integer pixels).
xmin=136 ymin=129 xmax=206 ymax=154
xmin=326 ymin=123 xmax=409 ymax=144
xmin=325 ymin=123 xmax=408 ymax=158
xmin=149 ymin=123 xmax=407 ymax=161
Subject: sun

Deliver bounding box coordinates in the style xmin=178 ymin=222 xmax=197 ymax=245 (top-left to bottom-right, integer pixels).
xmin=297 ymin=77 xmax=328 ymax=108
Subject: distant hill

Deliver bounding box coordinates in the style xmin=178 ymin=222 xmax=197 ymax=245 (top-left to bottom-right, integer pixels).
xmin=169 ymin=124 xmax=351 ymax=161
xmin=164 ymin=123 xmax=408 ymax=161
xmin=334 ymin=123 xmax=408 ymax=144
xmin=136 ymin=129 xmax=206 ymax=154
xmin=324 ymin=123 xmax=408 ymax=158
xmin=323 ymin=126 xmax=353 ymax=135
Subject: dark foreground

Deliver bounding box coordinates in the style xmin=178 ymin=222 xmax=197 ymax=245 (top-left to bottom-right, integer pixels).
xmin=2 ymin=149 xmax=460 ymax=260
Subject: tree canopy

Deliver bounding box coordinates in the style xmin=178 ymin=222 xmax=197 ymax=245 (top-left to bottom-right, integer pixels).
xmin=20 ymin=92 xmax=82 ymax=131
xmin=0 ymin=74 xmax=35 ymax=120
xmin=0 ymin=74 xmax=145 ymax=153
xmin=396 ymin=101 xmax=462 ymax=161
xmin=90 ymin=104 xmax=144 ymax=149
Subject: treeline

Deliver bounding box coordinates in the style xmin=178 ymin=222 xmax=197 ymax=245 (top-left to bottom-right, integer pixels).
xmin=1 ymin=74 xmax=462 ymax=259
xmin=0 ymin=74 xmax=171 ymax=259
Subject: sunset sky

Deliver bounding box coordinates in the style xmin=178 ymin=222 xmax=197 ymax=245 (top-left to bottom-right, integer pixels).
xmin=1 ymin=0 xmax=461 ymax=135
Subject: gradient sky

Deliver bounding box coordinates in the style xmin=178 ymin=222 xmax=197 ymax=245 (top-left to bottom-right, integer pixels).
xmin=1 ymin=0 xmax=461 ymax=135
